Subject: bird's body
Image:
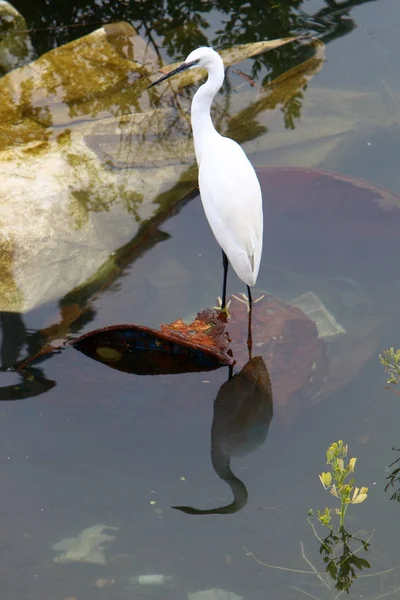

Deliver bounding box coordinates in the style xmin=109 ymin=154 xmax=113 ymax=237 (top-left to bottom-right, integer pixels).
xmin=198 ymin=138 xmax=263 ymax=286
xmin=149 ymin=46 xmax=263 ymax=304
xmin=189 ymin=48 xmax=263 ymax=288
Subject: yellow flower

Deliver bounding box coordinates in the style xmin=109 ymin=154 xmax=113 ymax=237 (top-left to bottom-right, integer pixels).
xmin=319 ymin=472 xmax=332 ymax=488
xmin=330 ymin=484 xmax=339 ymax=498
xmin=351 ymin=486 xmax=368 ymax=504
xmin=352 ymin=494 xmax=368 ymax=504
xmin=348 ymin=457 xmax=357 ymax=472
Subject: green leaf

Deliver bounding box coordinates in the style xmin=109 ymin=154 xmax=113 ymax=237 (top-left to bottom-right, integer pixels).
xmin=326 ymin=560 xmax=337 ymax=579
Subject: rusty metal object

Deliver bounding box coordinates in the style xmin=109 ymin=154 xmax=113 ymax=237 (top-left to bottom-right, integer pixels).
xmin=66 ymin=293 xmax=327 ymax=428
xmin=70 ymin=309 xmax=233 ymax=375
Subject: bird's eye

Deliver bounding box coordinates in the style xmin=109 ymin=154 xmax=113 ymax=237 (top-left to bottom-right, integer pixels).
xmin=186 ymin=58 xmax=201 ymax=68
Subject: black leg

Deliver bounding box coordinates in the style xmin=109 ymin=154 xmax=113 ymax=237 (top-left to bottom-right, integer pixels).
xmin=221 ymin=250 xmax=229 ymax=309
xmin=247 ymin=285 xmax=253 ymax=307
xmin=247 ymin=296 xmax=253 ymax=360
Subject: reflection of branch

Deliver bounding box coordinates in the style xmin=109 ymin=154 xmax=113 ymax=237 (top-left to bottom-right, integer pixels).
xmin=22 ymin=0 xmax=379 ymax=84
xmin=138 ymin=19 xmax=164 ymax=67
xmin=316 ymin=0 xmax=379 ymax=21
xmin=299 ymin=0 xmax=379 ymax=48
xmin=385 ymin=448 xmax=400 ymax=502
xmin=225 ymin=39 xmax=324 ymax=141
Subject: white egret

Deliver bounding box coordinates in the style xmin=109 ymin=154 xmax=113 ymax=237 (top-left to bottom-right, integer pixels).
xmin=149 ymin=47 xmax=263 ymax=311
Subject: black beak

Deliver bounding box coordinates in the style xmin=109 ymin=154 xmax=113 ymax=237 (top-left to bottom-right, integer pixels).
xmin=148 ymin=59 xmax=199 ymax=89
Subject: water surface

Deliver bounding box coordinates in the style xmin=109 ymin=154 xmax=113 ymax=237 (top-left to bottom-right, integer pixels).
xmin=1 ymin=1 xmax=400 ymax=599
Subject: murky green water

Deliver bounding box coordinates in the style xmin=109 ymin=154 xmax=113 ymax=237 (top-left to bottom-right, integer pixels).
xmin=1 ymin=0 xmax=400 ymax=599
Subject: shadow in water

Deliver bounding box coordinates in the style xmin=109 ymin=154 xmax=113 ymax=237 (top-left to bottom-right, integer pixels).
xmin=0 ymin=312 xmax=55 ymax=400
xmin=173 ymin=355 xmax=273 ymax=515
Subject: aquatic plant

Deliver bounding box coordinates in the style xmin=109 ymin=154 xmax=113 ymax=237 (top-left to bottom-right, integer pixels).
xmin=314 ymin=440 xmax=368 ymax=529
xmin=384 ymin=447 xmax=400 ymax=502
xmin=379 ymin=353 xmax=400 ymax=500
xmin=306 ymin=518 xmax=371 ymax=593
xmin=380 ymin=347 xmax=400 ymax=393
xmin=245 ymin=539 xmax=400 ymax=600
xmin=244 ymin=440 xmax=393 ymax=598
xmin=305 ymin=440 xmax=370 ymax=593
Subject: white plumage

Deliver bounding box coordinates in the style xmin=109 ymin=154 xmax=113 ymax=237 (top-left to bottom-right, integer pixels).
xmin=198 ymin=138 xmax=263 ymax=286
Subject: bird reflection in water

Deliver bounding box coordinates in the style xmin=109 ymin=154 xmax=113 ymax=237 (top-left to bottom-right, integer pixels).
xmin=173 ymin=355 xmax=273 ymax=515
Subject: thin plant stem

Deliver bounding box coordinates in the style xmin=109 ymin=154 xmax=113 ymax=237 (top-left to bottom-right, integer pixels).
xmin=243 ymin=546 xmax=320 ymax=575
xmin=370 ymin=586 xmax=400 ymax=600
xmin=307 ymin=517 xmax=324 ymax=544
xmin=300 ymin=541 xmax=331 ymax=589
xmin=360 ymin=564 xmax=400 ymax=579
xmin=289 ymin=585 xmax=321 ymax=600
xmin=386 ymin=386 xmax=400 ymax=396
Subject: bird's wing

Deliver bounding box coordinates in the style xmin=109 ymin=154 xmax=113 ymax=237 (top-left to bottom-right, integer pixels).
xmin=198 ymin=137 xmax=263 ymax=285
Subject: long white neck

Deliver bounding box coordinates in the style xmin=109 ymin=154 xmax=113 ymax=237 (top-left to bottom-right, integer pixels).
xmin=191 ymin=59 xmax=225 ymax=166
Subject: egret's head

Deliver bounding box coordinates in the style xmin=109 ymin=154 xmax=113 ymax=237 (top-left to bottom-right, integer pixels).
xmin=148 ymin=47 xmax=222 ymax=88
xmin=184 ymin=47 xmax=222 ymax=69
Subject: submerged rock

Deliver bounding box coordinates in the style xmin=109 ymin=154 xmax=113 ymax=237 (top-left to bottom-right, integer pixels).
xmin=53 ymin=524 xmax=118 ymax=565
xmin=188 ymin=589 xmax=244 ymax=600
xmin=226 ymin=293 xmax=328 ymax=427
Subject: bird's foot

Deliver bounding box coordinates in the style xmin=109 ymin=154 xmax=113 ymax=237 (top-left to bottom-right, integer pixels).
xmin=232 ymin=293 xmax=251 ymax=312
xmin=231 ymin=292 xmax=265 ymax=313
xmin=213 ymin=296 xmax=231 ymax=319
